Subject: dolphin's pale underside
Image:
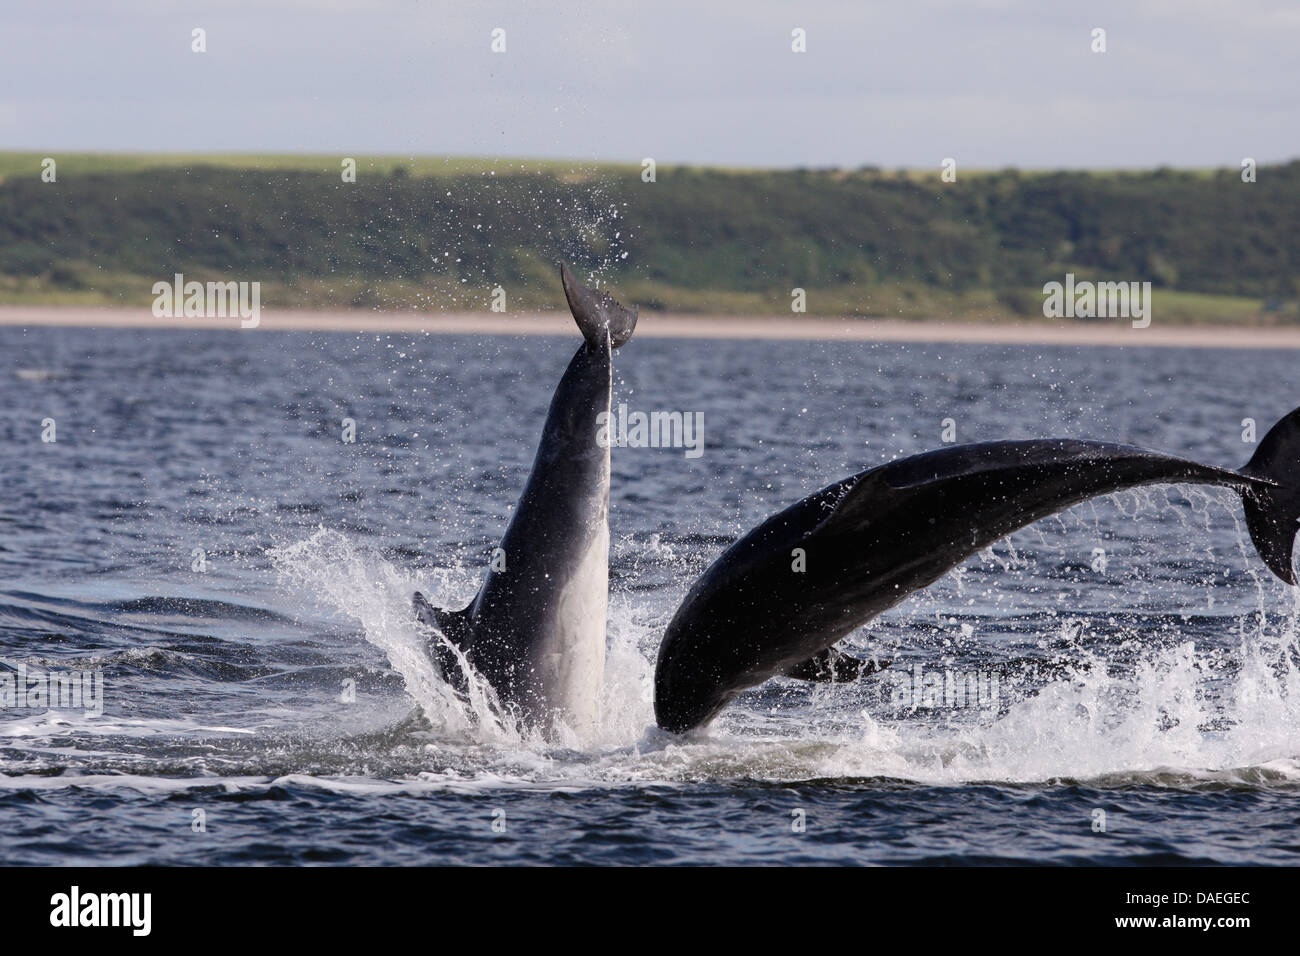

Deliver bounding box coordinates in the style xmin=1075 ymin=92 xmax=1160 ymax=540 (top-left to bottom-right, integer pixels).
xmin=414 ymin=264 xmax=636 ymax=738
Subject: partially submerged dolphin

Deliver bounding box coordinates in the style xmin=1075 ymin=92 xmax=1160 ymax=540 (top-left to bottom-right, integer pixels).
xmin=653 ymin=414 xmax=1300 ymax=732
xmin=414 ymin=269 xmax=1300 ymax=739
xmin=414 ymin=264 xmax=636 ymax=737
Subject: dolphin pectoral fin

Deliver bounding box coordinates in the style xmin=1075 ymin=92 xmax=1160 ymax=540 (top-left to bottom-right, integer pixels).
xmin=414 ymin=591 xmax=476 ymax=691
xmin=413 ymin=592 xmax=473 ymax=646
xmin=560 ymin=262 xmax=637 ymax=349
xmin=412 ymin=590 xmax=439 ymax=628
xmin=782 ymin=647 xmax=890 ymax=683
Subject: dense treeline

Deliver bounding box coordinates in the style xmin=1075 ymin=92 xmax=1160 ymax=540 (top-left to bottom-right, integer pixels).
xmin=1 ymin=159 xmax=1298 ymax=318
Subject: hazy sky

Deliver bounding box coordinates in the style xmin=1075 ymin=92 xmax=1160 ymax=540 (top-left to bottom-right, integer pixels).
xmin=3 ymin=0 xmax=1297 ymax=168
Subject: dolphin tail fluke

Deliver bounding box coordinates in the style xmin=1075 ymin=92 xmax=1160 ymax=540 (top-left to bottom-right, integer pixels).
xmin=1239 ymin=407 xmax=1300 ymax=585
xmin=560 ymin=262 xmax=637 ymax=349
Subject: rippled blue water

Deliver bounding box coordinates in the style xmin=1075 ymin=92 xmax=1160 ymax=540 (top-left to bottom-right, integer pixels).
xmin=1 ymin=326 xmax=1298 ymax=864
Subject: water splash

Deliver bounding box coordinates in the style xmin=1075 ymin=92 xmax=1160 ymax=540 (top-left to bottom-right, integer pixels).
xmin=269 ymin=528 xmax=482 ymax=739
xmin=266 ymin=527 xmax=1300 ymax=789
xmin=267 ymin=528 xmax=655 ymax=751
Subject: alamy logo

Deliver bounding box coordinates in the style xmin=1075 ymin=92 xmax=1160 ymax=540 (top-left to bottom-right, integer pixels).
xmin=888 ymin=664 xmax=999 ymax=711
xmin=49 ymin=886 xmax=151 ymax=936
xmin=1042 ymin=273 xmax=1152 ymax=328
xmin=0 ymin=664 xmax=103 ymax=717
xmin=596 ymin=404 xmax=705 ymax=459
xmin=152 ymin=272 xmax=261 ymax=328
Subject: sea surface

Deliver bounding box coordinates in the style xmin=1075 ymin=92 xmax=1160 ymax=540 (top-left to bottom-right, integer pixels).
xmin=1 ymin=325 xmax=1298 ymax=865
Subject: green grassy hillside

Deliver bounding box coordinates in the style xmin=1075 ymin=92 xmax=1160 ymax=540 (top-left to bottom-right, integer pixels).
xmin=2 ymin=153 xmax=1297 ymax=322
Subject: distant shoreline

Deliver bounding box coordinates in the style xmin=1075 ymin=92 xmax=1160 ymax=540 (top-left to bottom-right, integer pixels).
xmin=3 ymin=305 xmax=1300 ymax=349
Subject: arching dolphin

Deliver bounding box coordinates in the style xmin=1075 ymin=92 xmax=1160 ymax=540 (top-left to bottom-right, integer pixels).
xmin=654 ymin=412 xmax=1300 ymax=733
xmin=411 ymin=272 xmax=1297 ymax=739
xmin=414 ymin=264 xmax=636 ymax=738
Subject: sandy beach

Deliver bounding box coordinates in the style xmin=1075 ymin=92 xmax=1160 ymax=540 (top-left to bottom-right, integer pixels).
xmin=2 ymin=304 xmax=1299 ymax=348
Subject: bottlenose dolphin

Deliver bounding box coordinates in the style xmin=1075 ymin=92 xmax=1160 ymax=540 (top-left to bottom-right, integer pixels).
xmin=414 ymin=264 xmax=636 ymax=738
xmin=653 ymin=413 xmax=1300 ymax=733
xmin=412 ymin=272 xmax=1298 ymax=739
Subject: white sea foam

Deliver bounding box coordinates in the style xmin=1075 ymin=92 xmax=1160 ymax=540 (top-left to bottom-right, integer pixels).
xmin=256 ymin=527 xmax=1300 ymax=792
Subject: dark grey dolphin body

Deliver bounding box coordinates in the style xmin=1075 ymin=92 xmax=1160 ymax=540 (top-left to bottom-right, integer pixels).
xmin=410 ymin=269 xmax=1298 ymax=739
xmin=414 ymin=264 xmax=636 ymax=738
xmin=654 ymin=413 xmax=1300 ymax=733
